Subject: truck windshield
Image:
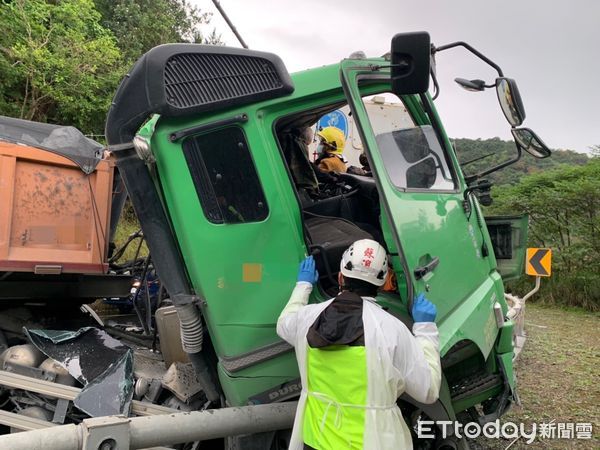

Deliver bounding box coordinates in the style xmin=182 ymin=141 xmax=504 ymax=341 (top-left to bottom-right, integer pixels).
xmin=362 ymin=94 xmax=456 ymax=191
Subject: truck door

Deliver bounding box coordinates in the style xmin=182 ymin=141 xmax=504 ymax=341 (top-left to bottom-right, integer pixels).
xmin=152 ymin=120 xmax=305 ymax=382
xmin=341 ymin=63 xmax=496 ymax=323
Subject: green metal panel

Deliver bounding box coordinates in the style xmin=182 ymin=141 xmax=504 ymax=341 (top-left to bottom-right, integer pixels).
xmin=150 ymin=108 xmax=306 ymax=355
xmin=496 ymin=320 xmax=514 ymax=354
xmin=217 ymin=352 xmax=300 ymax=406
xmin=146 ymin=68 xmax=356 ymax=404
xmin=141 ymin=64 xmax=356 ymax=405
xmin=436 ymin=274 xmax=505 ymax=356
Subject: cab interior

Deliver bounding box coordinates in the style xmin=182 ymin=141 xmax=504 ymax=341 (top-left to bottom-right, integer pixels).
xmin=275 ymin=104 xmax=390 ymax=295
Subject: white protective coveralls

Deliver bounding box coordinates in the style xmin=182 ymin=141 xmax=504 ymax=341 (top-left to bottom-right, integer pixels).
xmin=277 ymin=281 xmax=442 ymax=449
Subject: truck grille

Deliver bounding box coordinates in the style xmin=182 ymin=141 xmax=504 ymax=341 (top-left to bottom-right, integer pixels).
xmin=164 ymin=53 xmax=284 ymax=109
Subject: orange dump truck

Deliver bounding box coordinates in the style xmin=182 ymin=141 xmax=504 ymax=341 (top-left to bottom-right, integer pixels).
xmin=0 ymin=116 xmax=131 ymax=301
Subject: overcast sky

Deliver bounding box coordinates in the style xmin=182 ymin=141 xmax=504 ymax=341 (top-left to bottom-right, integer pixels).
xmin=199 ymin=0 xmax=599 ymax=154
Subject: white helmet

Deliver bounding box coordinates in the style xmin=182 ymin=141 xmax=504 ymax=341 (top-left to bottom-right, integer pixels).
xmin=340 ymin=239 xmax=388 ymax=286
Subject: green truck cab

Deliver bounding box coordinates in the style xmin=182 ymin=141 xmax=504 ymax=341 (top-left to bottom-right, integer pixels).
xmin=105 ymin=33 xmax=550 ymax=448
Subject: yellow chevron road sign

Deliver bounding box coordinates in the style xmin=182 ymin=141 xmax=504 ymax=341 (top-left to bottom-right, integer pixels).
xmin=526 ymin=248 xmax=552 ymax=277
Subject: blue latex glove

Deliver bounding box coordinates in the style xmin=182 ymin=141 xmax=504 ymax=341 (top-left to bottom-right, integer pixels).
xmin=297 ymin=256 xmax=319 ymax=284
xmin=412 ymin=293 xmax=437 ymax=323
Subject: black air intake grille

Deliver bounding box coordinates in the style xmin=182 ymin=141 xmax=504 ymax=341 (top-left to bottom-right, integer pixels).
xmin=164 ymin=53 xmax=284 ymax=109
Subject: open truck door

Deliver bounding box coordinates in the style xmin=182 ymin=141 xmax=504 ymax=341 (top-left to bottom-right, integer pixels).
xmin=339 ymin=41 xmax=499 ymax=328
xmin=339 ymin=35 xmax=517 ymax=427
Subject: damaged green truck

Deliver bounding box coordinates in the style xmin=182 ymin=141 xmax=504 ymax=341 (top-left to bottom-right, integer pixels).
xmin=0 ymin=32 xmax=550 ymax=449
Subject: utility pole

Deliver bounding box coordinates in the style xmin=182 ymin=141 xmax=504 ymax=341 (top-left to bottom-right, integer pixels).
xmin=211 ymin=0 xmax=249 ymax=49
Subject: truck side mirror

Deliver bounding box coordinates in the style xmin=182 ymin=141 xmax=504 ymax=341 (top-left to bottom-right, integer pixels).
xmin=390 ymin=32 xmax=431 ymax=95
xmin=496 ymin=78 xmax=526 ymax=127
xmin=511 ymin=128 xmax=551 ymax=158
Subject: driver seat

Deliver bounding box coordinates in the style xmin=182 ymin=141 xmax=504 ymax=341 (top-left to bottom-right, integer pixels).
xmin=304 ymin=216 xmax=373 ymax=283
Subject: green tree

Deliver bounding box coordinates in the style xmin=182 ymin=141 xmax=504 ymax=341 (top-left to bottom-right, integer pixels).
xmin=94 ymin=0 xmax=222 ymax=64
xmin=0 ymin=0 xmax=122 ymax=134
xmin=488 ymin=159 xmax=600 ymax=310
xmin=0 ymin=0 xmax=221 ymax=135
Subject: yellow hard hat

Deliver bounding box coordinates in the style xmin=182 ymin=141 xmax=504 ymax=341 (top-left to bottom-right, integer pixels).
xmin=316 ymin=126 xmax=345 ymax=154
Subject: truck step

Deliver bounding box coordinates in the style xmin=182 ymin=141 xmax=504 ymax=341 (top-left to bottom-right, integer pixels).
xmin=450 ymin=371 xmax=502 ymax=401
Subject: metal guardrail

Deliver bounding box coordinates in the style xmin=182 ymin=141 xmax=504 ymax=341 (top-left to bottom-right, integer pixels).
xmin=0 ymin=369 xmax=296 ymax=449
xmin=0 ymin=402 xmax=297 ymax=450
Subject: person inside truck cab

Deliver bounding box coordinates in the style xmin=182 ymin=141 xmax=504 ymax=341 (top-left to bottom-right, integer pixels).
xmin=277 ymin=240 xmax=442 ymax=450
xmin=314 ymin=126 xmax=347 ymax=174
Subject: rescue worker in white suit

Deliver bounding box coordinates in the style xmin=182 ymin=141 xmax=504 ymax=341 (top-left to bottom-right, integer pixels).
xmin=277 ymin=239 xmax=441 ymax=449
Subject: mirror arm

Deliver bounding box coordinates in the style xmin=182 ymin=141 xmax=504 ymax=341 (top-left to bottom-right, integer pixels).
xmin=432 ymin=41 xmax=504 ymax=77
xmin=429 ymin=45 xmax=441 ymax=100
xmin=431 ymin=69 xmax=441 ymax=100
xmin=460 ymin=152 xmax=496 ymax=167
xmin=464 ymin=146 xmax=522 ymax=184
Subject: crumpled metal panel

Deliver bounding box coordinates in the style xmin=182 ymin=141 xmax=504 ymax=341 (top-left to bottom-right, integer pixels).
xmin=161 ymin=362 xmax=203 ymax=402
xmin=76 ymin=352 xmax=133 ymax=417
xmin=25 ymin=327 xmax=134 ymax=417
xmin=27 ymin=328 xmax=93 ymax=345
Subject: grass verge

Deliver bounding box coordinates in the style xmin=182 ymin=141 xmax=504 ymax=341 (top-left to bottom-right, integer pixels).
xmin=474 ymin=303 xmax=599 ymax=449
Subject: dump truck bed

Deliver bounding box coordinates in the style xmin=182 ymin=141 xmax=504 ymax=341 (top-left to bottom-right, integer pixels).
xmin=0 ymin=141 xmax=113 ymax=274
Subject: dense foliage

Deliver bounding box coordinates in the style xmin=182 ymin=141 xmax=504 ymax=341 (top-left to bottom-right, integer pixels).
xmin=0 ymin=0 xmax=122 ymax=132
xmin=486 ymin=157 xmax=600 ymax=311
xmin=94 ymin=0 xmax=221 ymax=65
xmin=0 ymin=0 xmax=220 ymax=135
xmin=456 ymin=137 xmax=598 ymax=310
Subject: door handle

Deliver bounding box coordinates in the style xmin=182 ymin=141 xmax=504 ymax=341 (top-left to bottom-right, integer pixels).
xmin=414 ymin=256 xmax=440 ymax=280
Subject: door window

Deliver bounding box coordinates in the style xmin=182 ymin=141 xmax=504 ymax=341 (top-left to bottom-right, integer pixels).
xmin=182 ymin=127 xmax=268 ymax=224
xmin=363 ymin=94 xmax=456 ymax=191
